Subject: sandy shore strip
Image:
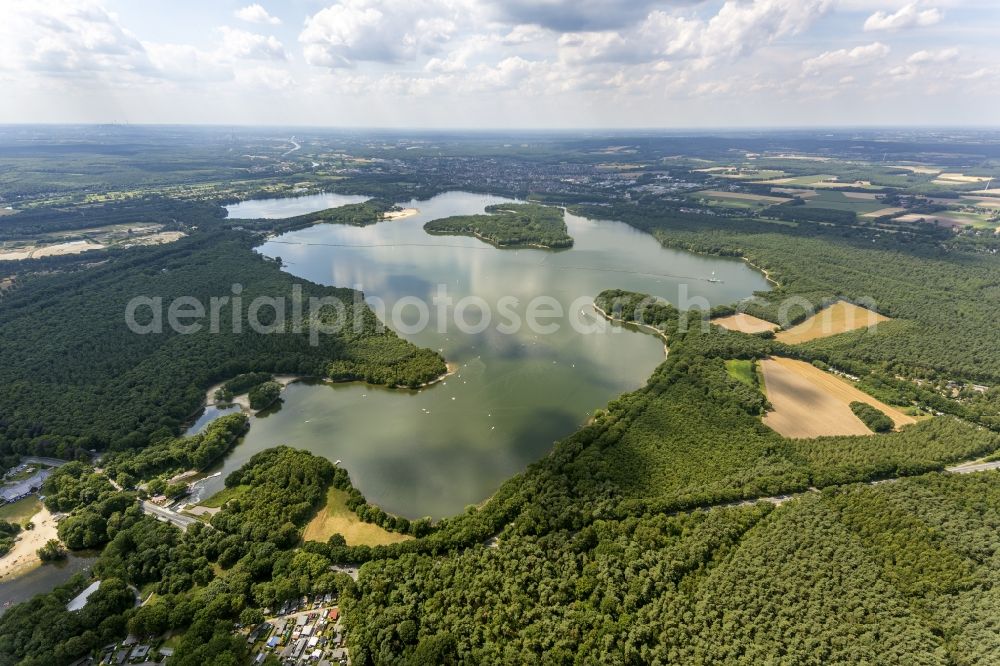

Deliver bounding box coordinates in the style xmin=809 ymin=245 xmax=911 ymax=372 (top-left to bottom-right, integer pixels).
xmin=384 ymin=208 xmax=419 ymax=220
xmin=592 ymin=302 xmax=669 ymax=357
xmin=203 ymin=374 xmax=304 ymax=413
xmin=0 ymin=506 xmax=60 ymax=581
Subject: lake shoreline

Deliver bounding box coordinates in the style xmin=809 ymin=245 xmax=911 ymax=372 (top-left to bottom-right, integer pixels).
xmin=0 ymin=506 xmax=60 ymax=582
xmin=592 ymin=302 xmax=669 ymax=358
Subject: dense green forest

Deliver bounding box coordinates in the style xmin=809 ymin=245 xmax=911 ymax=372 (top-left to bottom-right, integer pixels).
xmin=0 ymin=230 xmax=445 ymax=460
xmin=850 ymin=401 xmax=894 ymax=432
xmin=0 ymin=521 xmax=20 ymax=556
xmin=424 ymin=203 xmax=573 ymax=248
xmin=346 ymin=473 xmax=1000 ymax=664
xmin=214 ymin=372 xmax=272 ymax=402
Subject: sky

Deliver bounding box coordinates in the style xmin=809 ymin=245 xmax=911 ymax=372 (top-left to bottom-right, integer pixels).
xmin=0 ymin=0 xmax=997 ymax=128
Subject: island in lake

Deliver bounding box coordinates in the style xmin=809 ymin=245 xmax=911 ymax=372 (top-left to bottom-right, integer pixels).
xmin=424 ymin=202 xmax=574 ymax=248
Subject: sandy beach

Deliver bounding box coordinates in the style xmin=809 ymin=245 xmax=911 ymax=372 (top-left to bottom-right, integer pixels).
xmin=384 ymin=207 xmax=419 ymax=220
xmin=0 ymin=506 xmax=59 ymax=581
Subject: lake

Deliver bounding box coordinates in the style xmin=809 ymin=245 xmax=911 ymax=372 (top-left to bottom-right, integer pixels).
xmin=0 ymin=552 xmax=97 ymax=616
xmin=226 ymin=192 xmax=369 ymax=219
xmin=199 ymin=191 xmax=770 ymax=519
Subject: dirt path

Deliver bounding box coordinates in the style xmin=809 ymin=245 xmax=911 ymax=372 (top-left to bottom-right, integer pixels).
xmin=0 ymin=506 xmax=59 ymax=581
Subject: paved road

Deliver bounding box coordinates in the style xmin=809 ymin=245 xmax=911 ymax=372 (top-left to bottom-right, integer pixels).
xmin=20 ymin=456 xmax=69 ymax=468
xmin=946 ymin=459 xmax=1000 ymax=474
xmin=140 ymin=501 xmax=197 ymax=530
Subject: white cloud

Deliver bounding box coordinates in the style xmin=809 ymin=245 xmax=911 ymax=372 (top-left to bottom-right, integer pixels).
xmin=554 ymin=0 xmax=831 ymax=66
xmin=699 ymin=0 xmax=835 ymax=59
xmin=501 ymin=24 xmax=550 ymax=45
xmin=235 ymin=4 xmax=281 ymax=26
xmin=907 ymin=47 xmax=958 ymax=64
xmin=802 ymin=42 xmax=890 ymax=74
xmin=300 ymin=0 xmax=467 ymax=68
xmin=0 ymin=0 xmax=151 ymax=77
xmin=863 ymin=3 xmax=942 ymax=31
xmin=218 ymin=27 xmax=288 ymax=61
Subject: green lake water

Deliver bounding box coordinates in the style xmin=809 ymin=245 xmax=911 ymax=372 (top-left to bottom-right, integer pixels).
xmin=197 ymin=191 xmax=770 ymax=518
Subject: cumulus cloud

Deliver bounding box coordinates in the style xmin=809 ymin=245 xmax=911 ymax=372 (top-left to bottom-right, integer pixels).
xmin=0 ymin=0 xmax=151 ymax=76
xmin=235 ymin=4 xmax=281 ymax=25
xmin=300 ymin=0 xmax=466 ymax=68
xmin=554 ymin=0 xmax=831 ymax=66
xmin=907 ymin=47 xmax=958 ymax=64
xmin=863 ymin=3 xmax=942 ymax=32
xmin=218 ymin=27 xmax=288 ymax=61
xmin=802 ymin=42 xmax=890 ymax=74
xmin=487 ymin=0 xmax=696 ymax=32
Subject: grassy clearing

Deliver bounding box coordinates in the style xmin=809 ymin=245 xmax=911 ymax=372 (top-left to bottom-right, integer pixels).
xmin=693 ymin=190 xmax=790 ymax=205
xmin=303 ymin=487 xmax=412 ymax=547
xmin=725 ymin=360 xmax=755 ymax=387
xmin=0 ymin=497 xmax=42 ymax=526
xmin=198 ymin=484 xmax=248 ymax=509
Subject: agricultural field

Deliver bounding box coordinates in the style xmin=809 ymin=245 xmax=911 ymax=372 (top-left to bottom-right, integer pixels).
xmin=695 ymin=167 xmax=787 ymax=180
xmin=776 ymin=300 xmax=890 ymax=344
xmin=889 ymin=164 xmax=942 ymax=175
xmin=712 ymin=312 xmax=779 ymax=334
xmin=760 ymin=357 xmax=916 ymax=438
xmin=861 ymin=207 xmax=906 ymax=218
xmin=895 ymin=212 xmax=993 ymax=229
xmin=691 ymin=190 xmax=790 ymax=208
xmin=798 ymin=190 xmax=889 ymax=215
xmin=932 ymin=173 xmax=992 ymax=185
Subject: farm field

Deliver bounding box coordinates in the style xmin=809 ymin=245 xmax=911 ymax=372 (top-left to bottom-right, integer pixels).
xmin=963 ymin=197 xmax=1000 ymax=209
xmin=771 ymin=188 xmax=818 ymax=198
xmin=861 ymin=207 xmax=906 ymax=218
xmin=895 ymin=212 xmax=993 ymax=229
xmin=760 ymin=357 xmax=916 ymax=438
xmin=754 ymin=174 xmax=880 ymax=190
xmin=696 ymin=167 xmax=787 ymax=180
xmin=692 ymin=190 xmax=790 ymax=206
xmin=890 ymin=165 xmax=942 ymax=175
xmin=713 ymin=312 xmax=779 ymax=334
xmin=776 ymin=300 xmax=890 ymax=344
xmin=932 ymin=173 xmax=992 ymax=185
xmin=799 ymin=190 xmax=887 ymax=214
xmin=302 ymin=488 xmax=412 ymax=547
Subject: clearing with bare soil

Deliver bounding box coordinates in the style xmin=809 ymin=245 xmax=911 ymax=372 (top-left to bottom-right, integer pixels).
xmin=712 ymin=313 xmax=778 ymax=334
xmin=760 ymin=357 xmax=916 ymax=438
xmin=776 ymin=300 xmax=889 ymax=344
